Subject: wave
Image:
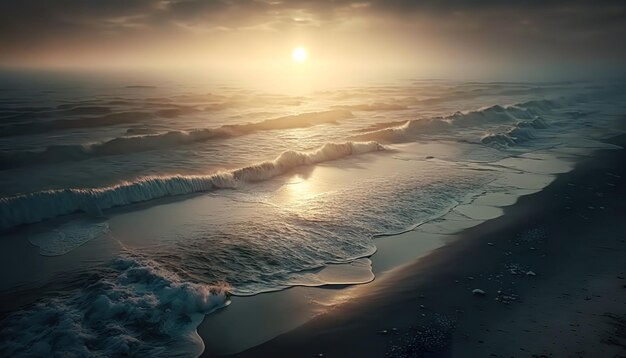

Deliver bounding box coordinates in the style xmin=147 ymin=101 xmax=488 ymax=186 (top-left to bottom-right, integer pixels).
xmin=125 ymin=85 xmax=157 ymax=89
xmin=518 ymin=99 xmax=563 ymax=112
xmin=0 ymin=111 xmax=155 ymax=138
xmin=28 ymin=219 xmax=110 ymax=256
xmin=0 ymin=254 xmax=230 ymax=357
xmin=0 ymin=109 xmax=353 ymax=169
xmin=156 ymin=106 xmax=200 ymax=118
xmin=350 ymin=117 xmax=453 ymax=142
xmin=0 ymin=141 xmax=384 ymax=230
xmin=481 ymin=117 xmax=550 ymax=147
xmin=331 ymin=103 xmax=408 ymax=111
xmin=350 ymin=99 xmax=561 ymax=144
xmin=59 ymin=106 xmax=112 ymax=116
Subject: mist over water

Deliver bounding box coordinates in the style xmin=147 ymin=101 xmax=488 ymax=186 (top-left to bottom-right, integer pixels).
xmin=1 ymin=74 xmax=625 ymax=356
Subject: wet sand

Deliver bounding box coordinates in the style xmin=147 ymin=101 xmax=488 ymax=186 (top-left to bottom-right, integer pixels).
xmin=233 ymin=134 xmax=626 ymax=357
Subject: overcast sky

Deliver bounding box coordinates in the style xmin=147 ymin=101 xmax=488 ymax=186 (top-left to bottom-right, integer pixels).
xmin=1 ymin=0 xmax=625 ymax=79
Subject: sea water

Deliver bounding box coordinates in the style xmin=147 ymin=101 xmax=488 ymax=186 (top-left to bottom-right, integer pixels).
xmin=0 ymin=75 xmax=624 ymax=356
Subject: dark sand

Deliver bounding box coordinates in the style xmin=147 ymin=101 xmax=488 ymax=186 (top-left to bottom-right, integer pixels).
xmin=233 ymin=135 xmax=626 ymax=357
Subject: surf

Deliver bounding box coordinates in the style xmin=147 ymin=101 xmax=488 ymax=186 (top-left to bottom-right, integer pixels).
xmin=0 ymin=140 xmax=384 ymax=230
xmin=0 ymin=109 xmax=353 ymax=169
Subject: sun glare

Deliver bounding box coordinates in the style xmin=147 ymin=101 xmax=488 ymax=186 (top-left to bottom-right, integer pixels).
xmin=292 ymin=47 xmax=308 ymax=62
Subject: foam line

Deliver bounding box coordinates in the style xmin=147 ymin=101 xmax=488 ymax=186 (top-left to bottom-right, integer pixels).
xmin=0 ymin=141 xmax=384 ymax=230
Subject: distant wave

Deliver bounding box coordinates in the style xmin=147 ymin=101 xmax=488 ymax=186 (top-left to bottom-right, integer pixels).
xmin=0 ymin=111 xmax=154 ymax=137
xmin=125 ymin=85 xmax=157 ymax=89
xmin=0 ymin=109 xmax=353 ymax=169
xmin=350 ymin=99 xmax=561 ymax=143
xmin=0 ymin=141 xmax=383 ymax=230
xmin=412 ymin=86 xmax=555 ymax=106
xmin=156 ymin=106 xmax=199 ymax=118
xmin=58 ymin=106 xmax=112 ymax=116
xmin=0 ymin=254 xmax=229 ymax=357
xmin=331 ymin=103 xmax=408 ymax=111
xmin=352 ymin=120 xmax=409 ymax=133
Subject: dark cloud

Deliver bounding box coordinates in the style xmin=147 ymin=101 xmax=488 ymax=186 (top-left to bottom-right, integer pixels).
xmin=0 ymin=0 xmax=624 ymax=64
xmin=0 ymin=0 xmax=160 ymax=56
xmin=366 ymin=0 xmax=626 ymax=58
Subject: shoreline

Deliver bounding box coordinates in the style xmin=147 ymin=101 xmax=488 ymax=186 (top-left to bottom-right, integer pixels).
xmin=230 ymin=134 xmax=626 ymax=357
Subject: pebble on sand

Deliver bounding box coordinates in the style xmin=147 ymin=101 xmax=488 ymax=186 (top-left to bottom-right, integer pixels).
xmin=472 ymin=289 xmax=486 ymax=296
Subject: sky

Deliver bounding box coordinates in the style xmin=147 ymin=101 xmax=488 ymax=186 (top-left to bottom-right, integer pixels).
xmin=1 ymin=0 xmax=625 ymax=81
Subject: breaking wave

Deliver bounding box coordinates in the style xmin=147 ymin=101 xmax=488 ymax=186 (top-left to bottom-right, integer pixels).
xmin=0 ymin=254 xmax=230 ymax=357
xmin=0 ymin=109 xmax=353 ymax=169
xmin=481 ymin=117 xmax=550 ymax=147
xmin=350 ymin=99 xmax=561 ymax=143
xmin=0 ymin=141 xmax=384 ymax=230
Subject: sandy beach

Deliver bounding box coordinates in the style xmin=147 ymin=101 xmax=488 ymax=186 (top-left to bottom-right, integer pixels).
xmin=229 ymin=135 xmax=626 ymax=357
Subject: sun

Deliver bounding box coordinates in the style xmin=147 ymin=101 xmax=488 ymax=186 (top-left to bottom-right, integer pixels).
xmin=292 ymin=47 xmax=308 ymax=62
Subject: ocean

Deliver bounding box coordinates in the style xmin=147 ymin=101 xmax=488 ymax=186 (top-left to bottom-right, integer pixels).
xmin=0 ymin=75 xmax=624 ymax=356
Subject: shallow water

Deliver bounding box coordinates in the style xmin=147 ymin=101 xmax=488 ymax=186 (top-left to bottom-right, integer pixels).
xmin=0 ymin=77 xmax=625 ymax=356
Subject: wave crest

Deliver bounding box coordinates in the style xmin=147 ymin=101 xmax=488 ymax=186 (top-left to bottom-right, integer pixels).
xmin=481 ymin=117 xmax=550 ymax=147
xmin=0 ymin=255 xmax=230 ymax=357
xmin=0 ymin=141 xmax=384 ymax=229
xmin=350 ymin=100 xmax=560 ymax=144
xmin=0 ymin=109 xmax=353 ymax=169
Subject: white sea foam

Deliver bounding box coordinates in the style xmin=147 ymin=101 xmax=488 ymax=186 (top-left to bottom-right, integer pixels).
xmin=481 ymin=117 xmax=550 ymax=147
xmin=0 ymin=254 xmax=230 ymax=357
xmin=0 ymin=141 xmax=384 ymax=230
xmin=350 ymin=99 xmax=561 ymax=143
xmin=28 ymin=219 xmax=110 ymax=256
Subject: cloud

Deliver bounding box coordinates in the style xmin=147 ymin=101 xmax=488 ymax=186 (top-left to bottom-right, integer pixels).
xmin=1 ymin=0 xmax=624 ymax=67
